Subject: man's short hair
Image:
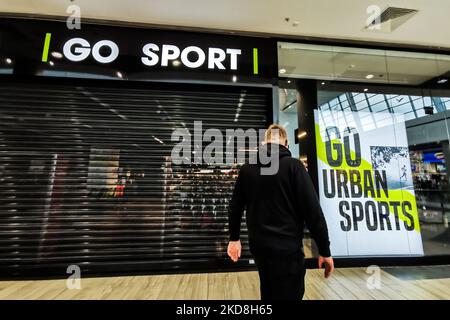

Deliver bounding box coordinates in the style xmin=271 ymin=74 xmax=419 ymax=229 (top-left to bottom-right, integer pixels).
xmin=265 ymin=124 xmax=288 ymax=142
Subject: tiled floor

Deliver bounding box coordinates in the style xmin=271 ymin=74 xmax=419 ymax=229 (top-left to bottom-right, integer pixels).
xmin=0 ymin=265 xmax=449 ymax=300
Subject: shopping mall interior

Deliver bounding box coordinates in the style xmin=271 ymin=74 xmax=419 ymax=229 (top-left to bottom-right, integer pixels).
xmin=0 ymin=0 xmax=449 ymax=304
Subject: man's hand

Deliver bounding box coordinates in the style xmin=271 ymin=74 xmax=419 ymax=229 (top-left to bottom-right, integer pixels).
xmin=227 ymin=240 xmax=242 ymax=262
xmin=318 ymin=256 xmax=334 ymax=278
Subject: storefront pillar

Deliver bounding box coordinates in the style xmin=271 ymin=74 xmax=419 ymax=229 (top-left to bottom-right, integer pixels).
xmin=296 ymin=80 xmax=319 ymax=193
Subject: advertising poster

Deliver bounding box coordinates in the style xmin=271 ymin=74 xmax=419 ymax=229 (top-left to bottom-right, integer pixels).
xmin=314 ymin=109 xmax=424 ymax=256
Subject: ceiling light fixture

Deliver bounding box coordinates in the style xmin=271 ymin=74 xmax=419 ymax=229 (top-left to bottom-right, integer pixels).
xmin=297 ymin=131 xmax=307 ymax=139
xmin=437 ymin=78 xmax=448 ymax=84
xmin=5 ymin=58 xmax=12 ymax=64
xmin=279 ymin=68 xmax=286 ymax=74
xmin=366 ymin=74 xmax=375 ymax=79
xmin=364 ymin=88 xmax=369 ymax=92
xmin=116 ymin=71 xmax=123 ymax=78
xmin=172 ymin=60 xmax=181 ymax=67
xmin=232 ymin=75 xmax=237 ymax=82
xmin=49 ymin=61 xmax=54 ymax=66
xmin=321 ymin=82 xmax=326 ymax=85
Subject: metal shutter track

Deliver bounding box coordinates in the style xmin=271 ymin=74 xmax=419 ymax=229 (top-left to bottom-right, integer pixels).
xmin=0 ymin=81 xmax=270 ymax=277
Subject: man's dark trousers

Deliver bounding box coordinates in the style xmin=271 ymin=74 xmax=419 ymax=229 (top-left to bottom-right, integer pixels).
xmin=252 ymin=250 xmax=306 ymax=300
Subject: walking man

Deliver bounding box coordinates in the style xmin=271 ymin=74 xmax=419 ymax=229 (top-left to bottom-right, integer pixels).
xmin=227 ymin=124 xmax=334 ymax=300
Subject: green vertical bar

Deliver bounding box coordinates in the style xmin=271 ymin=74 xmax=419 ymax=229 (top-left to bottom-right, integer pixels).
xmin=41 ymin=33 xmax=52 ymax=62
xmin=253 ymin=48 xmax=259 ymax=75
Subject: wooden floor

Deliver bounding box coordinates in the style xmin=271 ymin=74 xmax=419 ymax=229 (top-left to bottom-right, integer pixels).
xmin=0 ymin=266 xmax=449 ymax=300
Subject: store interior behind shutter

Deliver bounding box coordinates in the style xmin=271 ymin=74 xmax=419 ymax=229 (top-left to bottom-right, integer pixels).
xmin=0 ymin=80 xmax=271 ymax=277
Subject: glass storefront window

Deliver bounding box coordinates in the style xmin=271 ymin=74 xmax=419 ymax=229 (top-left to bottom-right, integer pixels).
xmin=279 ymin=40 xmax=450 ymax=259
xmin=279 ymin=42 xmax=450 ymax=86
xmin=278 ymin=88 xmax=300 ymax=158
xmin=316 ymin=83 xmax=450 ymax=257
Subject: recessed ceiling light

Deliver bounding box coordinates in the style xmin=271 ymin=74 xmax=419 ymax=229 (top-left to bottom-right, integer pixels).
xmin=321 ymin=82 xmax=326 ymax=85
xmin=364 ymin=88 xmax=369 ymax=92
xmin=366 ymin=74 xmax=375 ymax=79
xmin=51 ymin=52 xmax=63 ymax=59
xmin=5 ymin=58 xmax=12 ymax=64
xmin=287 ymin=80 xmax=291 ymax=84
xmin=116 ymin=71 xmax=123 ymax=78
xmin=172 ymin=60 xmax=181 ymax=67
xmin=232 ymin=75 xmax=237 ymax=82
xmin=279 ymin=68 xmax=286 ymax=74
xmin=437 ymin=78 xmax=448 ymax=84
xmin=49 ymin=61 xmax=54 ymax=66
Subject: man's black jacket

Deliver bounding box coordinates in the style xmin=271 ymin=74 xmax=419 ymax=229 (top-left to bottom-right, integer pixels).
xmin=228 ymin=143 xmax=331 ymax=257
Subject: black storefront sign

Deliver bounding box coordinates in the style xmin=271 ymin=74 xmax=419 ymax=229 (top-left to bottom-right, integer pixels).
xmin=0 ymin=18 xmax=277 ymax=82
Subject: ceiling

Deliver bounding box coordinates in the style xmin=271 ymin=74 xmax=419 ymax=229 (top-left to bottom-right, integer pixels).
xmin=278 ymin=42 xmax=450 ymax=86
xmin=0 ymin=0 xmax=449 ymax=50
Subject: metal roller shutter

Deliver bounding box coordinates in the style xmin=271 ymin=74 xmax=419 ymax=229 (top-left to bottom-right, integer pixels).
xmin=0 ymin=80 xmax=271 ymax=277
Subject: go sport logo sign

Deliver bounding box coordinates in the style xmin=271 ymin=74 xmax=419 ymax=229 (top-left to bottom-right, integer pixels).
xmin=40 ymin=33 xmax=260 ymax=74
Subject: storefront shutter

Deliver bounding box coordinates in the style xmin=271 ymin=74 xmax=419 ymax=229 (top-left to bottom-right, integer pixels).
xmin=0 ymin=80 xmax=271 ymax=277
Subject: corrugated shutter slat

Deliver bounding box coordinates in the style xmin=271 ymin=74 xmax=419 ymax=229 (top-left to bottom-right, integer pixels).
xmin=0 ymin=81 xmax=270 ymax=276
